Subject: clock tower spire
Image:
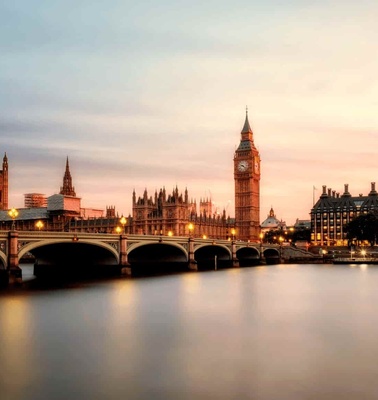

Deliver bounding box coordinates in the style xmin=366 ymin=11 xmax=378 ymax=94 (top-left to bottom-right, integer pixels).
xmin=234 ymin=108 xmax=260 ymax=241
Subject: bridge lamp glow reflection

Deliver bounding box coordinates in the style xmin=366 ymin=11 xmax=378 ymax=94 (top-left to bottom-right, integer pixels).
xmin=8 ymin=208 xmax=19 ymax=231
xmin=36 ymin=220 xmax=44 ymax=231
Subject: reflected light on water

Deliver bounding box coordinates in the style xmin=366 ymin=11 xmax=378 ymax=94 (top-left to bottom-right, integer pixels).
xmin=1 ymin=265 xmax=378 ymax=399
xmin=0 ymin=297 xmax=38 ymax=397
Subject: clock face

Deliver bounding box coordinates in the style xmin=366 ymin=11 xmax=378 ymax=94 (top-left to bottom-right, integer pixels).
xmin=238 ymin=160 xmax=249 ymax=172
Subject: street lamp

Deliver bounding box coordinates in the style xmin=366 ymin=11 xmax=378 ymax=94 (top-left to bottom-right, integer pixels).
xmin=279 ymin=236 xmax=284 ymax=260
xmin=361 ymin=249 xmax=366 ymax=259
xmin=35 ymin=220 xmax=44 ymax=231
xmin=168 ymin=230 xmax=173 ymax=237
xmin=115 ymin=226 xmax=122 ymax=234
xmin=188 ymin=223 xmax=194 ymax=238
xmin=8 ymin=208 xmax=19 ymax=231
xmin=231 ymin=228 xmax=236 ymax=241
xmin=259 ymin=232 xmax=264 ymax=259
xmin=120 ymin=216 xmax=127 ymax=234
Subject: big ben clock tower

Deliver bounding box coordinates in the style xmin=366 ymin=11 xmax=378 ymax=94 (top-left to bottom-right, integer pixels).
xmin=234 ymin=109 xmax=260 ymax=241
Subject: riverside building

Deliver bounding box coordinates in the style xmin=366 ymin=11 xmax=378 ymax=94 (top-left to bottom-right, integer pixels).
xmin=311 ymin=183 xmax=378 ymax=246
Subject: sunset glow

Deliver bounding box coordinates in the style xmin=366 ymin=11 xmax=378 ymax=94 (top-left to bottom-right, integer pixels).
xmin=1 ymin=1 xmax=377 ymax=224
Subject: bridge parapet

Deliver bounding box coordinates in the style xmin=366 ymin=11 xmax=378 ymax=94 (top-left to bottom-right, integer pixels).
xmin=0 ymin=231 xmax=311 ymax=286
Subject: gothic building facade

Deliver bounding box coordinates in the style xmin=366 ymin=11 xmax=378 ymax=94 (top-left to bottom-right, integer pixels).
xmin=0 ymin=153 xmax=8 ymax=210
xmin=234 ymin=110 xmax=260 ymax=241
xmin=132 ymin=187 xmax=234 ymax=239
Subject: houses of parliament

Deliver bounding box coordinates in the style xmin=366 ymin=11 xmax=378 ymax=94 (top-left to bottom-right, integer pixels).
xmin=0 ymin=112 xmax=261 ymax=241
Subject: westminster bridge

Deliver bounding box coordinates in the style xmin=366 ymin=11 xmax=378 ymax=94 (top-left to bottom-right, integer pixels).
xmin=0 ymin=231 xmax=316 ymax=285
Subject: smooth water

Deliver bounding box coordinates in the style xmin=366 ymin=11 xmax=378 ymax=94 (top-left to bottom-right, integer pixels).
xmin=1 ymin=264 xmax=378 ymax=400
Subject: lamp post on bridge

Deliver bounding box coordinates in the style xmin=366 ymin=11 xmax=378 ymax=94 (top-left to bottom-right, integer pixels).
xmin=188 ymin=223 xmax=194 ymax=238
xmin=259 ymin=232 xmax=264 ymax=261
xmin=187 ymin=223 xmax=197 ymax=270
xmin=279 ymin=236 xmax=284 ymax=262
xmin=231 ymin=228 xmax=236 ymax=241
xmin=120 ymin=216 xmax=127 ymax=234
xmin=8 ymin=208 xmax=19 ymax=231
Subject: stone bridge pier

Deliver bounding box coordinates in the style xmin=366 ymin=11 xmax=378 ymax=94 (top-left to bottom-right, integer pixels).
xmin=8 ymin=231 xmax=22 ymax=285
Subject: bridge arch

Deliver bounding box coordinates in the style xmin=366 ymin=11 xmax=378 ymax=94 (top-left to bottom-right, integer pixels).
xmin=127 ymin=241 xmax=188 ymax=258
xmin=263 ymin=247 xmax=281 ymax=264
xmin=194 ymin=244 xmax=232 ymax=270
xmin=236 ymin=246 xmax=260 ymax=266
xmin=18 ymin=239 xmax=119 ymax=263
xmin=127 ymin=242 xmax=188 ymax=276
xmin=20 ymin=239 xmax=120 ymax=267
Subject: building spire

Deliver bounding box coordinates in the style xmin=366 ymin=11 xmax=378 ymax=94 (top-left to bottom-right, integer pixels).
xmin=60 ymin=156 xmax=76 ymax=196
xmin=241 ymin=106 xmax=253 ymax=134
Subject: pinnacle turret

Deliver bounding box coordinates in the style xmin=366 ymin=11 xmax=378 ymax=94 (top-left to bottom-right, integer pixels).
xmin=59 ymin=156 xmax=76 ymax=196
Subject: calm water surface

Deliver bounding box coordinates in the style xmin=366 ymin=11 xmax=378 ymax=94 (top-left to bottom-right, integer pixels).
xmin=1 ymin=264 xmax=378 ymax=400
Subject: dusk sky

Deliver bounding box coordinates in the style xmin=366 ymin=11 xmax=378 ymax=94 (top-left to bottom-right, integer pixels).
xmin=1 ymin=0 xmax=377 ymax=224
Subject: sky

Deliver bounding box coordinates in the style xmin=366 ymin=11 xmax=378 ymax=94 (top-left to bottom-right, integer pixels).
xmin=1 ymin=0 xmax=377 ymax=225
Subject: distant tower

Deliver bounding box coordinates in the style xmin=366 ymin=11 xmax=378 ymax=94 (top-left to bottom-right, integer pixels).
xmin=200 ymin=197 xmax=212 ymax=216
xmin=0 ymin=153 xmax=8 ymax=210
xmin=234 ymin=108 xmax=260 ymax=241
xmin=60 ymin=157 xmax=76 ymax=196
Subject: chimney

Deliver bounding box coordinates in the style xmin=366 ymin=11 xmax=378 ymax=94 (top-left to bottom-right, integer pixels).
xmin=369 ymin=182 xmax=377 ymax=196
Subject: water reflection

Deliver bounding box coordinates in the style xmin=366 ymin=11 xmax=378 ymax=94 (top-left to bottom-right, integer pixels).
xmin=1 ymin=264 xmax=378 ymax=399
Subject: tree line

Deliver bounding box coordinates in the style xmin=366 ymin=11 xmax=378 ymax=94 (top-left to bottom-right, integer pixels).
xmin=345 ymin=212 xmax=378 ymax=246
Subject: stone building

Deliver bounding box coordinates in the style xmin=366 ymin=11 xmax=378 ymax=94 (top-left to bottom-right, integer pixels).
xmin=132 ymin=186 xmax=234 ymax=239
xmin=311 ymin=183 xmax=378 ymax=246
xmin=234 ymin=110 xmax=260 ymax=241
xmin=260 ymin=207 xmax=286 ymax=233
xmin=0 ymin=157 xmax=105 ymax=231
xmin=24 ymin=193 xmax=47 ymax=208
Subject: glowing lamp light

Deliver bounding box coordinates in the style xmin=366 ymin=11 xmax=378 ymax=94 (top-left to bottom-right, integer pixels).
xmin=120 ymin=216 xmax=127 ymax=234
xmin=8 ymin=208 xmax=19 ymax=230
xmin=188 ymin=223 xmax=194 ymax=237
xmin=36 ymin=220 xmax=44 ymax=231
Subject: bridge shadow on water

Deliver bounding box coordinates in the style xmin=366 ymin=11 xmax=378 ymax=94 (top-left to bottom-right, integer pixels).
xmin=18 ymin=263 xmax=123 ymax=291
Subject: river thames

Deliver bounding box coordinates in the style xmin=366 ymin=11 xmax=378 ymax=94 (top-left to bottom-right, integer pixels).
xmin=1 ymin=263 xmax=378 ymax=400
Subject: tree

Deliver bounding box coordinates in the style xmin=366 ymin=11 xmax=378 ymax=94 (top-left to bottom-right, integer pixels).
xmin=345 ymin=213 xmax=378 ymax=246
